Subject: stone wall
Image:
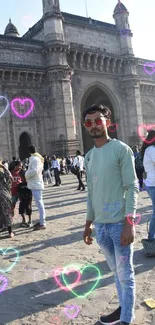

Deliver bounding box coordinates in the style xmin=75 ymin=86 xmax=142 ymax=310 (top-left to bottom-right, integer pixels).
xmin=64 ymin=24 xmax=120 ymax=54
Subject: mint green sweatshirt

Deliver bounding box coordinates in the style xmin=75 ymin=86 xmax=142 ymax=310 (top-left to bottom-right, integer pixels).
xmin=84 ymin=139 xmax=139 ymax=224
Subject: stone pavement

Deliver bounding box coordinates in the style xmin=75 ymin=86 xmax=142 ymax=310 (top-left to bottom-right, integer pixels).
xmin=0 ymin=174 xmax=155 ymax=325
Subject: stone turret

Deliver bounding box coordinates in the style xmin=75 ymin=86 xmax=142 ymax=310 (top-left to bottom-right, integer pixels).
xmin=42 ymin=0 xmax=64 ymax=43
xmin=4 ymin=18 xmax=19 ymax=37
xmin=42 ymin=0 xmax=79 ymax=156
xmin=113 ymin=1 xmax=133 ymax=56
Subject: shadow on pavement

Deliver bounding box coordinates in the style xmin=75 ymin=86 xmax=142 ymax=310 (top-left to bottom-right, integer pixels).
xmin=0 ymin=260 xmax=112 ymax=324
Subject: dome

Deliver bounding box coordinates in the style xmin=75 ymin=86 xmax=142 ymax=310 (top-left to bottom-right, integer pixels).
xmin=114 ymin=2 xmax=128 ymax=14
xmin=4 ymin=18 xmax=19 ymax=37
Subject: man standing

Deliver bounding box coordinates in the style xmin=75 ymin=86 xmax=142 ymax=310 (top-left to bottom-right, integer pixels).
xmin=9 ymin=156 xmax=16 ymax=172
xmin=25 ymin=145 xmax=46 ymax=231
xmin=43 ymin=155 xmax=53 ymax=185
xmin=73 ymin=150 xmax=85 ymax=191
xmin=51 ymin=155 xmax=61 ymax=186
xmin=83 ymin=105 xmax=139 ymax=325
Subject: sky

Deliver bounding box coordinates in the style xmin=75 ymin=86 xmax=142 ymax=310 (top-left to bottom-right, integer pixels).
xmin=0 ymin=0 xmax=155 ymax=60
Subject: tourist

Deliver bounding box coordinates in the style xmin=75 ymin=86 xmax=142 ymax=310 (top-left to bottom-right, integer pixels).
xmin=43 ymin=155 xmax=53 ymax=184
xmin=60 ymin=157 xmax=66 ymax=175
xmin=0 ymin=158 xmax=14 ymax=238
xmin=25 ymin=145 xmax=46 ymax=231
xmin=132 ymin=145 xmax=144 ymax=190
xmin=9 ymin=156 xmax=16 ymax=172
xmin=141 ymin=130 xmax=155 ymax=240
xmin=66 ymin=156 xmax=72 ymax=174
xmin=83 ymin=104 xmax=139 ymax=325
xmin=11 ymin=160 xmax=22 ymax=217
xmin=18 ymin=171 xmax=32 ymax=228
xmin=73 ymin=150 xmax=85 ymax=191
xmin=51 ymin=155 xmax=61 ymax=186
xmin=2 ymin=160 xmax=9 ymax=169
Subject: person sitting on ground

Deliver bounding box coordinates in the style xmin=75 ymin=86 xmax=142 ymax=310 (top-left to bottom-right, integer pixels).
xmin=18 ymin=171 xmax=32 ymax=228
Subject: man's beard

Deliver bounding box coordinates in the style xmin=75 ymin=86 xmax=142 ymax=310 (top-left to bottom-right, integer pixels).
xmin=90 ymin=129 xmax=106 ymax=138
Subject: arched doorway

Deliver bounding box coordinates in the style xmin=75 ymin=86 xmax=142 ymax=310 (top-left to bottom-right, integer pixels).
xmin=19 ymin=132 xmax=31 ymax=160
xmin=81 ymin=86 xmax=118 ymax=153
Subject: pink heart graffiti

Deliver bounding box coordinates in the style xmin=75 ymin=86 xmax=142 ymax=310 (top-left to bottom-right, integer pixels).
xmin=138 ymin=124 xmax=155 ymax=144
xmin=22 ymin=16 xmax=35 ymax=29
xmin=143 ymin=62 xmax=155 ymax=76
xmin=126 ymin=213 xmax=142 ymax=226
xmin=0 ymin=275 xmax=8 ymax=294
xmin=64 ymin=305 xmax=80 ymax=319
xmin=120 ymin=256 xmax=128 ymax=263
xmin=11 ymin=98 xmax=34 ymax=119
xmin=50 ymin=316 xmax=60 ymax=325
xmin=108 ymin=123 xmax=118 ymax=133
xmin=53 ymin=266 xmax=81 ymax=292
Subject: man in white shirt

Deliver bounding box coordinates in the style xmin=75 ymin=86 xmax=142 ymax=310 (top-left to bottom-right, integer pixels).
xmin=142 ymin=130 xmax=155 ymax=240
xmin=25 ymin=145 xmax=46 ymax=231
xmin=73 ymin=150 xmax=85 ymax=191
xmin=51 ymin=155 xmax=61 ymax=186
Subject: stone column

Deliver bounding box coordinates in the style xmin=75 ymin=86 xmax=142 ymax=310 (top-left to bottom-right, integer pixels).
xmin=93 ymin=54 xmax=98 ymax=71
xmin=99 ymin=55 xmax=104 ymax=72
xmin=86 ymin=53 xmax=91 ymax=70
xmin=0 ymin=85 xmax=11 ymax=159
xmin=72 ymin=50 xmax=77 ymax=69
xmin=105 ymin=56 xmax=111 ymax=72
xmin=48 ymin=68 xmax=80 ymax=155
xmin=121 ymin=79 xmax=143 ymax=145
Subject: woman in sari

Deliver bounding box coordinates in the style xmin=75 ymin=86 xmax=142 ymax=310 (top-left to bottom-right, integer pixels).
xmin=0 ymin=159 xmax=14 ymax=238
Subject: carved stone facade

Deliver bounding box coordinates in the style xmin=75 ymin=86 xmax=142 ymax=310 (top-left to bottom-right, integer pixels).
xmin=0 ymin=0 xmax=155 ymax=160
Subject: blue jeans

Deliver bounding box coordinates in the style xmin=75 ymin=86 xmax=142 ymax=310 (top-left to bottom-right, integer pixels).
xmin=32 ymin=190 xmax=46 ymax=226
xmin=146 ymin=186 xmax=155 ymax=240
xmin=94 ymin=221 xmax=135 ymax=323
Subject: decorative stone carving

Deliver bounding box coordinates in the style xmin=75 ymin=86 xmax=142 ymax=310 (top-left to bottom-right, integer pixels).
xmin=53 ymin=0 xmax=60 ymax=12
xmin=48 ymin=67 xmax=73 ymax=81
xmin=0 ymin=50 xmax=42 ymax=67
xmin=86 ymin=53 xmax=91 ymax=70
xmin=79 ymin=52 xmax=84 ymax=69
xmin=93 ymin=54 xmax=98 ymax=71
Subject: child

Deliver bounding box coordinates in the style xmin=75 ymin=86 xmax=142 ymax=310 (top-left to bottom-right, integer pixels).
xmin=11 ymin=161 xmax=22 ymax=217
xmin=18 ymin=171 xmax=32 ymax=227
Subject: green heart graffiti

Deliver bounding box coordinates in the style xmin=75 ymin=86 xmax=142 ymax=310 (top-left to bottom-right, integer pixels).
xmin=62 ymin=264 xmax=101 ymax=298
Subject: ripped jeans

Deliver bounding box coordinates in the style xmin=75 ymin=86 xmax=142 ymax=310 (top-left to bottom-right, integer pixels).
xmin=94 ymin=221 xmax=135 ymax=324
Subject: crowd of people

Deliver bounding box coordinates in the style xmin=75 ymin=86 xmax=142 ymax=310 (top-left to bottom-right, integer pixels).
xmin=0 ymin=103 xmax=155 ymax=325
xmin=0 ymin=148 xmax=86 ymax=237
xmin=0 ymin=137 xmax=152 ymax=241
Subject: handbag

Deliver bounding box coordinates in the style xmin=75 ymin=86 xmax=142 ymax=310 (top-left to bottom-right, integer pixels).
xmin=70 ymin=165 xmax=80 ymax=176
xmin=141 ymin=221 xmax=155 ymax=257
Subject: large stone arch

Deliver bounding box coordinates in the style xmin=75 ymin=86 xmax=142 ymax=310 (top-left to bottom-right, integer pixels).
xmin=80 ymin=83 xmax=120 ymax=153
